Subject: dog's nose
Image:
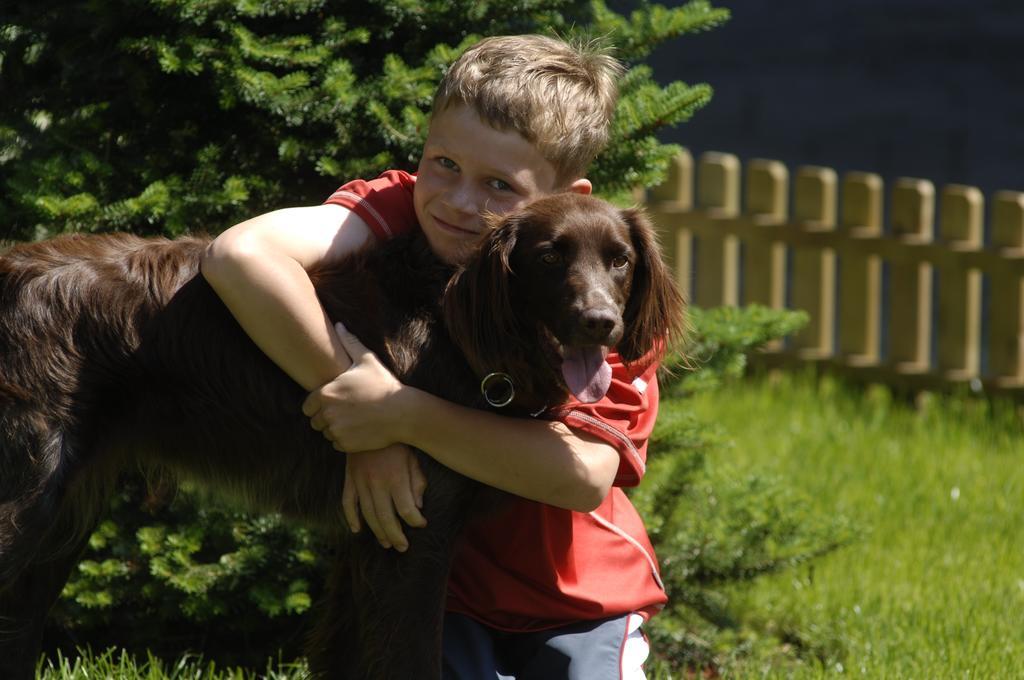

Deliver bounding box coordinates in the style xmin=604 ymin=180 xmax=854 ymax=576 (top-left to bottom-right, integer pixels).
xmin=580 ymin=308 xmax=619 ymax=344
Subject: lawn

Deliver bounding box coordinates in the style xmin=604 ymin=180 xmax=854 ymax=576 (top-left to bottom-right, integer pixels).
xmin=37 ymin=370 xmax=1024 ymax=678
xmin=679 ymin=370 xmax=1024 ymax=678
xmin=36 ymin=649 xmax=306 ymax=680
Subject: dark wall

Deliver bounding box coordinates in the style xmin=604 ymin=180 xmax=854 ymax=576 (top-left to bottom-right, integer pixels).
xmin=645 ymin=0 xmax=1024 ymax=200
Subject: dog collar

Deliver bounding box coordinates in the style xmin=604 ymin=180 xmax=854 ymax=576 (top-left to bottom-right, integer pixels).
xmin=480 ymin=372 xmax=515 ymax=408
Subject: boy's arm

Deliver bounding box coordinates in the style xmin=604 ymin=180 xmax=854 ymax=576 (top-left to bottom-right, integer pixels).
xmin=200 ymin=204 xmax=369 ymax=390
xmin=202 ymin=206 xmax=428 ymax=550
xmin=305 ymin=324 xmax=623 ymax=512
xmin=404 ymin=394 xmax=621 ymax=511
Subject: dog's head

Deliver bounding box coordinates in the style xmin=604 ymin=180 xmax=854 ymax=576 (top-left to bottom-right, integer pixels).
xmin=444 ymin=192 xmax=685 ymax=411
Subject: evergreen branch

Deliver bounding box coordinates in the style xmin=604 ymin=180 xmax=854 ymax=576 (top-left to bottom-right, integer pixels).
xmin=587 ymin=0 xmax=731 ymax=63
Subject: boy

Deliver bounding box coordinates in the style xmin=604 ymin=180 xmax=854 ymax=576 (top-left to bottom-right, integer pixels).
xmin=201 ymin=34 xmax=668 ymax=679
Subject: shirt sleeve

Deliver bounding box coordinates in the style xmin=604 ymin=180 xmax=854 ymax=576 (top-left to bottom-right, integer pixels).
xmin=323 ymin=170 xmax=418 ymax=241
xmin=549 ymin=352 xmax=662 ymax=488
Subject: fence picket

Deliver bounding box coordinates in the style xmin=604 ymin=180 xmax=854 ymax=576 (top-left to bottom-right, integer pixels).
xmin=989 ymin=192 xmax=1024 ymax=386
xmin=694 ymin=153 xmax=741 ymax=308
xmin=790 ymin=167 xmax=837 ymax=358
xmin=838 ymin=172 xmax=883 ymax=366
xmin=649 ymin=150 xmax=694 ymax=303
xmin=887 ymin=179 xmax=935 ymax=374
xmin=936 ymin=186 xmax=984 ymax=381
xmin=742 ymin=159 xmax=788 ymax=309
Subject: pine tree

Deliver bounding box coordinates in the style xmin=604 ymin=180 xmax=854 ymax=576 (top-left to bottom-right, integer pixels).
xmin=0 ymin=0 xmax=727 ymax=240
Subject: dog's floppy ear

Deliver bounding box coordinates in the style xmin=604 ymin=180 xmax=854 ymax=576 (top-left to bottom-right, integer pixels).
xmin=443 ymin=214 xmax=522 ymax=378
xmin=618 ymin=207 xmax=686 ymax=362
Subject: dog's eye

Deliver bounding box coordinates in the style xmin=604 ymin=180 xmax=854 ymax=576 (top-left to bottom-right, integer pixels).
xmin=611 ymin=255 xmax=630 ymax=269
xmin=540 ymin=251 xmax=563 ymax=266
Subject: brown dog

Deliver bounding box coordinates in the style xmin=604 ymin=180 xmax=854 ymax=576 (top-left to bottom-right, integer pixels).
xmin=0 ymin=193 xmax=683 ymax=679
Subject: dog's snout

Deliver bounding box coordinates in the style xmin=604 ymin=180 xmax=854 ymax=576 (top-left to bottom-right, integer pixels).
xmin=580 ymin=308 xmax=620 ymax=344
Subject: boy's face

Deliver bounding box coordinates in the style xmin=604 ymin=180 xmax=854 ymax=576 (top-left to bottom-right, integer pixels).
xmin=413 ymin=104 xmax=589 ymax=264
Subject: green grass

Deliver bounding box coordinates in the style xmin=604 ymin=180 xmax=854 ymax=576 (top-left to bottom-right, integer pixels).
xmin=681 ymin=370 xmax=1024 ymax=678
xmin=36 ymin=648 xmax=306 ymax=680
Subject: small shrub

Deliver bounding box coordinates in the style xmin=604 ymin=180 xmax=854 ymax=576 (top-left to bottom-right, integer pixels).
xmin=49 ymin=478 xmax=325 ymax=665
xmin=638 ymin=306 xmax=857 ymax=673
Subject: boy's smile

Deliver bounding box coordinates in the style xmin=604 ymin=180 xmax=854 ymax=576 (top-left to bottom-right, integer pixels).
xmin=413 ymin=104 xmax=588 ymax=264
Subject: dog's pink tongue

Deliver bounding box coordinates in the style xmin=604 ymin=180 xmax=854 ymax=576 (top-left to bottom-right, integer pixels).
xmin=561 ymin=346 xmax=612 ymax=403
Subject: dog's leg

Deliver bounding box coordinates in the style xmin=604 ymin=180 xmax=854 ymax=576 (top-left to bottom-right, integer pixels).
xmin=0 ymin=465 xmax=62 ymax=586
xmin=358 ymin=544 xmax=452 ymax=680
xmin=304 ymin=538 xmax=362 ymax=679
xmin=0 ymin=471 xmax=102 ymax=680
xmin=0 ymin=528 xmax=94 ymax=680
xmin=306 ymin=531 xmax=457 ymax=680
xmin=306 ymin=467 xmax=475 ymax=680
xmin=0 ymin=496 xmax=103 ymax=680
xmin=0 ymin=412 xmax=113 ymax=680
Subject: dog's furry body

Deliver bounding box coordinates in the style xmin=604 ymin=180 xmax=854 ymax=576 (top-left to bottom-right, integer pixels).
xmin=0 ymin=229 xmax=485 ymax=678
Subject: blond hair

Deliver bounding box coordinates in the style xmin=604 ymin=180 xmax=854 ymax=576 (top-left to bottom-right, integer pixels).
xmin=432 ymin=34 xmax=624 ymax=186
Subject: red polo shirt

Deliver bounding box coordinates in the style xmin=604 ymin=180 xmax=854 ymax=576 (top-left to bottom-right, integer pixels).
xmin=325 ymin=171 xmax=667 ymax=630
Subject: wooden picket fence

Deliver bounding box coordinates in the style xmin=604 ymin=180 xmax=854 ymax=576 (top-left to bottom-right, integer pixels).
xmin=646 ymin=149 xmax=1024 ymax=394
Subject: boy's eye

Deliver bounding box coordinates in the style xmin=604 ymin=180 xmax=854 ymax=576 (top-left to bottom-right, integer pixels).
xmin=438 ymin=157 xmax=458 ymax=171
xmin=488 ymin=178 xmax=513 ymax=192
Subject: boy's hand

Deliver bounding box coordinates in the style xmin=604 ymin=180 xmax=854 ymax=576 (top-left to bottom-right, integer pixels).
xmin=303 ymin=322 xmax=411 ymax=452
xmin=301 ymin=322 xmax=428 ymax=550
xmin=344 ymin=443 xmax=428 ymax=552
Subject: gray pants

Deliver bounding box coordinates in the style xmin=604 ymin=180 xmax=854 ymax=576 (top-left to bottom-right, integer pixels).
xmin=442 ymin=611 xmax=645 ymax=680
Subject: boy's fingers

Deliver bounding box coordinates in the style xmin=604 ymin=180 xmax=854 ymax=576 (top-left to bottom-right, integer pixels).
xmin=334 ymin=322 xmax=374 ymax=363
xmin=301 ymin=392 xmax=320 ymax=418
xmin=408 ymin=455 xmax=428 ymax=511
xmin=369 ymin=484 xmax=408 ymax=552
xmin=341 ymin=470 xmax=361 ymax=534
xmin=355 ymin=477 xmax=389 ymax=549
xmin=394 ymin=485 xmax=427 ymax=529
xmin=330 ymin=437 xmax=347 ymax=453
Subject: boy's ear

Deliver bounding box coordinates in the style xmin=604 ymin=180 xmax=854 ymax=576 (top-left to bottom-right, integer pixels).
xmin=566 ymin=178 xmax=592 ymax=195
